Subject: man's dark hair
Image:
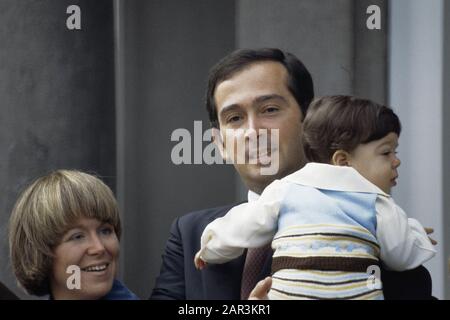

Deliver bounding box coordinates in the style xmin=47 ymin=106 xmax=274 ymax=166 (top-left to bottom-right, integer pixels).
xmin=206 ymin=48 xmax=314 ymax=127
xmin=302 ymin=95 xmax=401 ymax=163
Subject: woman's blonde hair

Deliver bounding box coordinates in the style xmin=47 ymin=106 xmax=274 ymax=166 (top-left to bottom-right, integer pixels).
xmin=8 ymin=170 xmax=121 ymax=296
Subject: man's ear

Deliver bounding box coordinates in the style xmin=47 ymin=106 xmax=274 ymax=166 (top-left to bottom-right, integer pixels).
xmin=331 ymin=150 xmax=350 ymax=166
xmin=212 ymin=127 xmax=228 ymax=160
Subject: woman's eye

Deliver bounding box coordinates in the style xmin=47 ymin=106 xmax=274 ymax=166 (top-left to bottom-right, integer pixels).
xmin=68 ymin=233 xmax=84 ymax=241
xmin=100 ymin=226 xmax=113 ymax=236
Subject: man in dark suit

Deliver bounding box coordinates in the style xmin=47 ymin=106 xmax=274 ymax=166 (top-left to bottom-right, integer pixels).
xmin=150 ymin=48 xmax=434 ymax=300
xmin=0 ymin=281 xmax=18 ymax=300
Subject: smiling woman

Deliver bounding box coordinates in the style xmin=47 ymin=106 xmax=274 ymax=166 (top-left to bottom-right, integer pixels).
xmin=8 ymin=170 xmax=138 ymax=300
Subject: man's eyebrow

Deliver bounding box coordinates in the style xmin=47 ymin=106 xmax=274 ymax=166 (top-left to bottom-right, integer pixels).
xmin=219 ymin=104 xmax=240 ymax=118
xmin=218 ymin=94 xmax=288 ymax=118
xmin=254 ymin=94 xmax=288 ymax=104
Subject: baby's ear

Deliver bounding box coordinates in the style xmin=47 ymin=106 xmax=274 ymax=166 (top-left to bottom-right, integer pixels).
xmin=331 ymin=150 xmax=350 ymax=166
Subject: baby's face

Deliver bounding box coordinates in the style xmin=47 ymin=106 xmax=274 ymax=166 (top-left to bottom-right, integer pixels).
xmin=349 ymin=132 xmax=400 ymax=194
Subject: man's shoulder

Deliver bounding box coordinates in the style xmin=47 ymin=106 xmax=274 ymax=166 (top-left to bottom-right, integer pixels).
xmin=178 ymin=202 xmax=245 ymax=226
xmin=0 ymin=281 xmax=19 ymax=300
xmin=169 ymin=202 xmax=246 ymax=248
xmin=381 ymin=264 xmax=434 ymax=299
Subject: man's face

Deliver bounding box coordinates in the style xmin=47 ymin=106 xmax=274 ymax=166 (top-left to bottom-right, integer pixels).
xmin=214 ymin=61 xmax=306 ymax=194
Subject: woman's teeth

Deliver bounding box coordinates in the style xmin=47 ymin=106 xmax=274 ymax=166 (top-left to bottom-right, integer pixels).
xmin=82 ymin=264 xmax=108 ymax=272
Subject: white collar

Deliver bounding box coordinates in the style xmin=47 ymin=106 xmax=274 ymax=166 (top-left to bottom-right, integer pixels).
xmin=283 ymin=162 xmax=389 ymax=197
xmin=247 ymin=190 xmax=260 ymax=202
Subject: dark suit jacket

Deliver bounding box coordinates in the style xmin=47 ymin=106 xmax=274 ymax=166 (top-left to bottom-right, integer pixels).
xmin=150 ymin=204 xmax=434 ymax=300
xmin=0 ymin=281 xmax=19 ymax=300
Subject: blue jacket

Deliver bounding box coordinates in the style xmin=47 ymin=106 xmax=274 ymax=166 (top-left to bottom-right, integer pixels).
xmin=101 ymin=279 xmax=139 ymax=300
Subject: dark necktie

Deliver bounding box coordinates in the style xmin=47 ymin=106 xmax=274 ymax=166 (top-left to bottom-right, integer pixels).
xmin=240 ymin=244 xmax=271 ymax=300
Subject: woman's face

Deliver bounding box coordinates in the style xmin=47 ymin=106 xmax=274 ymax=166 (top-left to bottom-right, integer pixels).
xmin=50 ymin=217 xmax=119 ymax=299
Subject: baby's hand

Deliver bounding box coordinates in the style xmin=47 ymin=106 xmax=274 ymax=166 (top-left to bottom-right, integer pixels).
xmin=194 ymin=251 xmax=207 ymax=270
xmin=425 ymin=227 xmax=438 ymax=245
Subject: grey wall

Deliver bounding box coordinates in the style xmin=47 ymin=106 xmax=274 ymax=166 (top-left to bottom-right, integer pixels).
xmin=444 ymin=0 xmax=450 ymax=300
xmin=0 ymin=0 xmax=116 ymax=298
xmin=353 ymin=0 xmax=387 ymax=103
xmin=237 ymin=0 xmax=354 ymax=97
xmin=389 ymin=0 xmax=445 ymax=299
xmin=115 ymin=0 xmax=237 ymax=298
xmin=237 ymin=0 xmax=387 ymax=103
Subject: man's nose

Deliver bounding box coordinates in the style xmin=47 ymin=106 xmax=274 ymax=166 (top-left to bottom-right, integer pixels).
xmin=244 ymin=116 xmax=264 ymax=137
xmin=87 ymin=234 xmax=106 ymax=255
xmin=248 ymin=114 xmax=265 ymax=130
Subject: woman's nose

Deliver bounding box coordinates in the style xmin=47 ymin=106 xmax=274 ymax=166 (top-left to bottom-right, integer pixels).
xmin=87 ymin=235 xmax=106 ymax=255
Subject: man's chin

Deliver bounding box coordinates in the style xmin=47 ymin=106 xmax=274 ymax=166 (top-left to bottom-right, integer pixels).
xmin=238 ymin=164 xmax=279 ymax=191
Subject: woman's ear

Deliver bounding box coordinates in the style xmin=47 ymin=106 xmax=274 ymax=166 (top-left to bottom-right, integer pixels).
xmin=331 ymin=150 xmax=350 ymax=166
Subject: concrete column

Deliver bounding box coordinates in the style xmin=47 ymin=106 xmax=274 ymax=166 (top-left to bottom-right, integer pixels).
xmin=0 ymin=0 xmax=116 ymax=298
xmin=353 ymin=0 xmax=387 ymax=104
xmin=115 ymin=0 xmax=236 ymax=298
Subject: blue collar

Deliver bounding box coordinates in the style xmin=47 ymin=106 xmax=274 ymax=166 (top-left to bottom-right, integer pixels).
xmin=100 ymin=279 xmax=139 ymax=300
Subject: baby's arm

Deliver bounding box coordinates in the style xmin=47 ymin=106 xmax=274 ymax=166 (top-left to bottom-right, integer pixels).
xmin=196 ymin=180 xmax=284 ymax=265
xmin=375 ymin=196 xmax=436 ymax=271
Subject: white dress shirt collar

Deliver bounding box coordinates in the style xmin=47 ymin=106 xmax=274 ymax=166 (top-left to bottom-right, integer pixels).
xmin=247 ymin=190 xmax=260 ymax=202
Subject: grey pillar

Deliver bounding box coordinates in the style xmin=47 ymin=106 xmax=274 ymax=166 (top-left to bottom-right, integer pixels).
xmin=115 ymin=0 xmax=236 ymax=298
xmin=353 ymin=0 xmax=387 ymax=104
xmin=0 ymin=0 xmax=116 ymax=298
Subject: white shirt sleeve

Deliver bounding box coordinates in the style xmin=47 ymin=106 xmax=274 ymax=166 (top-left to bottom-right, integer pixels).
xmin=199 ymin=180 xmax=284 ymax=264
xmin=375 ymin=196 xmax=436 ymax=271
